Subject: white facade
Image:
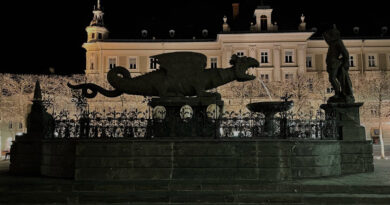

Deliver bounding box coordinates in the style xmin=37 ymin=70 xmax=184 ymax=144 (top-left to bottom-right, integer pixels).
xmin=83 ymin=2 xmax=390 ymax=143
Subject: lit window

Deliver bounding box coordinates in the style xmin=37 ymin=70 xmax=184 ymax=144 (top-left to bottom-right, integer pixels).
xmin=285 ymin=74 xmax=293 ymax=81
xmin=260 ymin=74 xmax=269 ymax=82
xmin=285 ymin=51 xmax=293 ymax=63
xmin=308 ymin=79 xmax=313 ymax=92
xmin=326 ymin=87 xmax=334 ymax=94
xmin=129 ymin=58 xmax=137 ymax=69
xmin=306 ymin=56 xmax=312 ymax=67
xmin=108 ymin=58 xmax=116 ymax=69
xmin=261 ymin=15 xmax=268 ymax=31
xmin=236 ymin=52 xmax=244 ymax=57
xmin=349 ymin=56 xmax=355 ymax=67
xmin=261 ymin=52 xmax=269 ymax=64
xmin=211 ymin=57 xmax=218 ymax=69
xmin=368 ymin=55 xmax=376 ymax=67
xmin=150 ymin=57 xmax=158 ymax=69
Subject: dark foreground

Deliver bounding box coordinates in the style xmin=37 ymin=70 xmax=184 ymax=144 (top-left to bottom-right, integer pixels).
xmin=0 ymin=159 xmax=389 ymax=205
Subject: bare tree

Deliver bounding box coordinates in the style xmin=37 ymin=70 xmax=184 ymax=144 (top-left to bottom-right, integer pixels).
xmin=355 ymin=71 xmax=390 ymax=159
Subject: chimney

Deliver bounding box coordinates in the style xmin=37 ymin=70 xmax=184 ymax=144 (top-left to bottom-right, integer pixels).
xmin=232 ymin=3 xmax=239 ymax=19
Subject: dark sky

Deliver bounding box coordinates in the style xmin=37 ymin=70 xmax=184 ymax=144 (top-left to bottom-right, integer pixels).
xmin=4 ymin=0 xmax=390 ymax=75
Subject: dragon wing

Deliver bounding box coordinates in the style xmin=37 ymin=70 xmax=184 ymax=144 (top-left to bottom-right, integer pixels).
xmin=151 ymin=52 xmax=207 ymax=77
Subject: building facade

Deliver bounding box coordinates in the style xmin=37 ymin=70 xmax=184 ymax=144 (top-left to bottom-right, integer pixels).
xmin=82 ymin=2 xmax=390 ymax=142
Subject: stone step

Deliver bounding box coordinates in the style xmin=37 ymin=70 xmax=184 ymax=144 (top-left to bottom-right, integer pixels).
xmin=0 ymin=192 xmax=389 ymax=204
xmin=2 ymin=180 xmax=390 ymax=194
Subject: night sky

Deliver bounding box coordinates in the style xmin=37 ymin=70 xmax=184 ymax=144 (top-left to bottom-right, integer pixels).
xmin=4 ymin=0 xmax=390 ymax=75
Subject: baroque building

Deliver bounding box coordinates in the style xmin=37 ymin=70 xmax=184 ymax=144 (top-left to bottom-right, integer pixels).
xmin=0 ymin=1 xmax=389 ymax=156
xmin=82 ymin=1 xmax=390 ymax=143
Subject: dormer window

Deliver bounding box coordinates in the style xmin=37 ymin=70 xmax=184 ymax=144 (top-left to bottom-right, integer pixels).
xmin=261 ymin=15 xmax=268 ymax=31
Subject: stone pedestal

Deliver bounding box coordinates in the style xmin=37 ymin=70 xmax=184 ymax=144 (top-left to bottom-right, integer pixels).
xmin=9 ymin=136 xmax=42 ymax=176
xmin=149 ymin=96 xmax=224 ymax=138
xmin=320 ymin=103 xmax=366 ymax=141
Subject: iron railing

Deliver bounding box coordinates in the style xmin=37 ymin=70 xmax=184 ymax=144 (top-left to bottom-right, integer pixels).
xmin=51 ymin=109 xmax=338 ymax=140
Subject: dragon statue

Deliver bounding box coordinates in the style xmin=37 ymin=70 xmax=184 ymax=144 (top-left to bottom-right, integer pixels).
xmin=68 ymin=52 xmax=259 ymax=98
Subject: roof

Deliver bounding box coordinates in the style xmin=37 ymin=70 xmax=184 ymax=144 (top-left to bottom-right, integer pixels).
xmin=256 ymin=5 xmax=271 ymax=9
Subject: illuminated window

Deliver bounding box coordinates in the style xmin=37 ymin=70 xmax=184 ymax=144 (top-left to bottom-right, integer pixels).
xmin=285 ymin=74 xmax=293 ymax=81
xmin=236 ymin=51 xmax=245 ymax=57
xmin=210 ymin=57 xmax=218 ymax=69
xmin=261 ymin=15 xmax=268 ymax=31
xmin=349 ymin=56 xmax=355 ymax=67
xmin=285 ymin=51 xmax=293 ymax=63
xmin=108 ymin=57 xmax=116 ymax=69
xmin=306 ymin=56 xmax=312 ymax=67
xmin=368 ymin=55 xmax=376 ymax=67
xmin=150 ymin=57 xmax=158 ymax=69
xmin=260 ymin=74 xmax=269 ymax=82
xmin=261 ymin=52 xmax=269 ymax=64
xmin=129 ymin=58 xmax=137 ymax=69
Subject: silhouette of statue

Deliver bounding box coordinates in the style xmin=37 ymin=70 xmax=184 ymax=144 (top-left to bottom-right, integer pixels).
xmin=323 ymin=25 xmax=355 ymax=103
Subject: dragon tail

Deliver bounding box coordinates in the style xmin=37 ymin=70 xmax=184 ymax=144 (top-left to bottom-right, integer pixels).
xmin=67 ymin=82 xmax=123 ymax=98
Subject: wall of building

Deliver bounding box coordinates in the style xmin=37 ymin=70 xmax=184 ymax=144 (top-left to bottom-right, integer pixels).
xmin=80 ymin=34 xmax=390 ymax=143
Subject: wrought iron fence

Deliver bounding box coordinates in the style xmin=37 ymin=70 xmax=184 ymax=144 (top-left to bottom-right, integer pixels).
xmin=50 ymin=109 xmax=338 ymax=140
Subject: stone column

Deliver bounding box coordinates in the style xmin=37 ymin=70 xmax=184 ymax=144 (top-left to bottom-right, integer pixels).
xmin=297 ymin=44 xmax=307 ymax=74
xmin=273 ymin=45 xmax=281 ymax=81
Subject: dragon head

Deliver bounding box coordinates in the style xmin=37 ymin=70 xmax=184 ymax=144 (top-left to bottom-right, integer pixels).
xmin=229 ymin=54 xmax=259 ymax=82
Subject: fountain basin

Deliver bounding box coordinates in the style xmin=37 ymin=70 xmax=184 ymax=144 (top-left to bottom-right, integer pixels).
xmin=246 ymin=101 xmax=293 ymax=114
xmin=247 ymin=101 xmax=293 ymax=136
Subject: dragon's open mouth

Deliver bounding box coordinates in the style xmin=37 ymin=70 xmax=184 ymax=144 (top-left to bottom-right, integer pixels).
xmin=236 ymin=57 xmax=259 ymax=82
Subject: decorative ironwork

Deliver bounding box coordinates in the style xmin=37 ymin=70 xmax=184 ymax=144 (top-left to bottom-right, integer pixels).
xmin=51 ymin=108 xmax=338 ymax=140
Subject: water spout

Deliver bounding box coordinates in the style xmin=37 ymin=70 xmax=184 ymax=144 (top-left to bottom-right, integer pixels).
xmin=258 ymin=78 xmax=272 ymax=100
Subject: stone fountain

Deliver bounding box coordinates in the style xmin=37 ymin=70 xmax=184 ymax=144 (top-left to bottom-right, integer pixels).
xmin=247 ymin=100 xmax=293 ymax=136
xmin=10 ymin=51 xmax=373 ymax=186
xmin=246 ymin=78 xmax=294 ymax=137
